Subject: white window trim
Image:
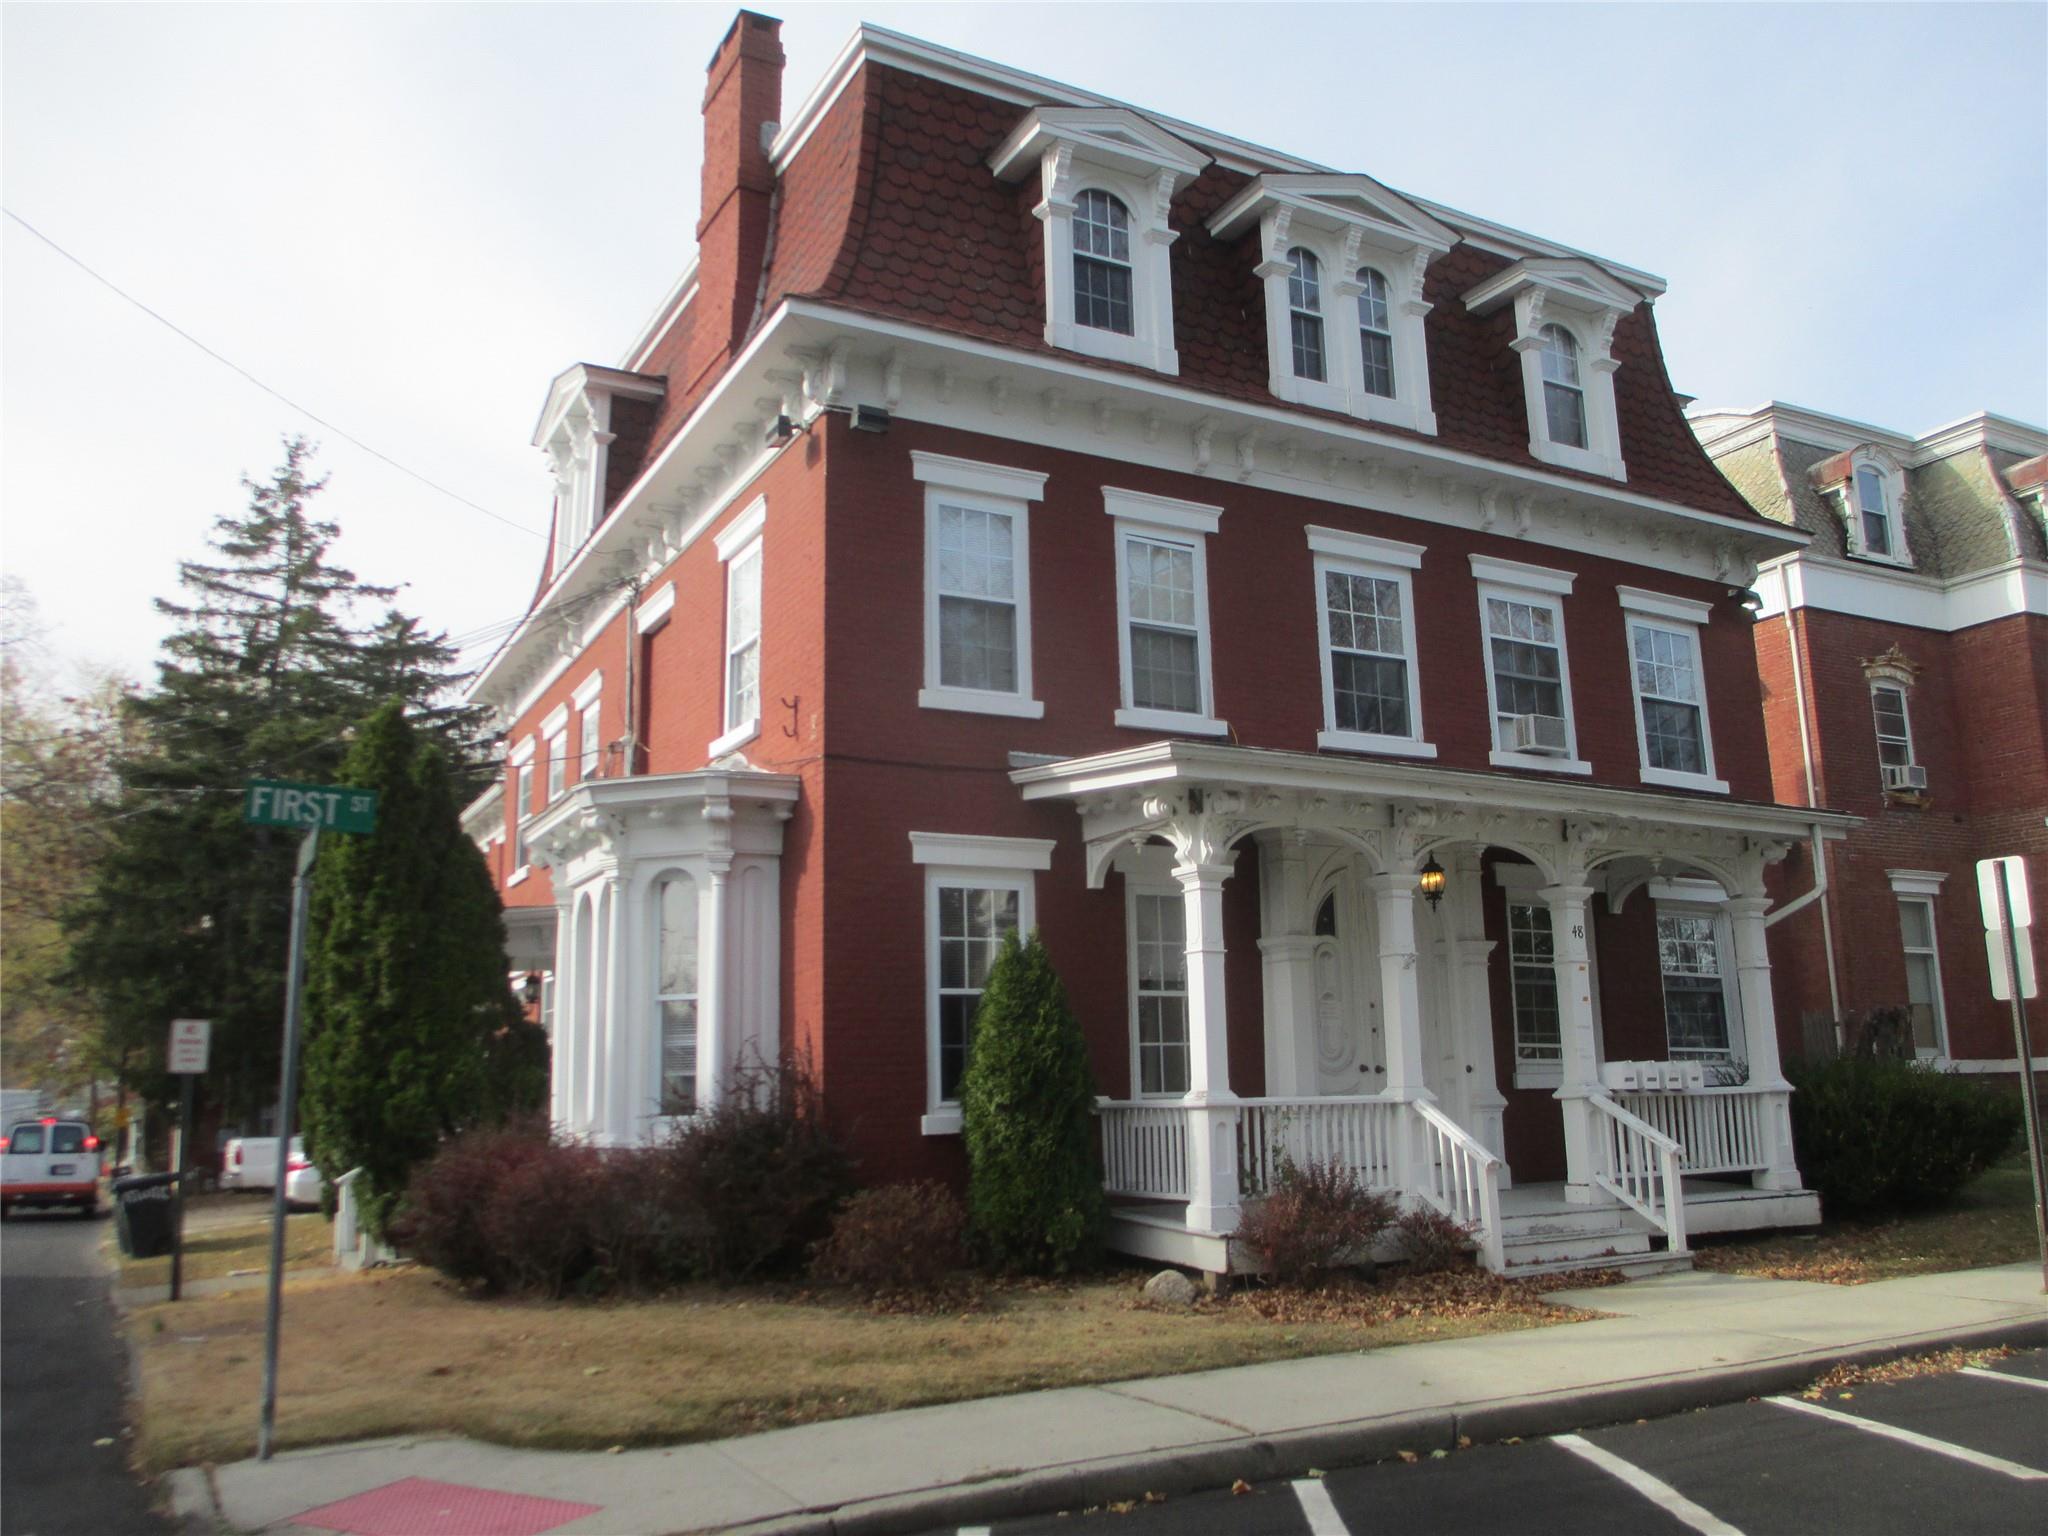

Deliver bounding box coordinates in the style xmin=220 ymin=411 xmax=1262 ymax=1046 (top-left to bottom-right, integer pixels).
xmin=1833 ymin=453 xmax=1913 ymax=567
xmin=1504 ymin=897 xmax=1563 ymax=1091
xmin=988 ymin=108 xmax=1208 ymax=378
xmin=544 ymin=726 xmax=569 ymax=803
xmin=1463 ymin=261 xmax=1634 ymax=482
xmin=1885 ymin=868 xmax=1948 ymax=898
xmin=1107 ymin=489 xmax=1227 ymax=736
xmin=506 ymin=737 xmax=536 ymax=884
xmin=1892 ymin=889 xmax=1950 ymax=1061
xmin=570 ymin=670 xmax=605 ymax=710
xmin=1654 ymin=899 xmax=1743 ymax=1063
xmin=1125 ymin=878 xmax=1191 ymax=1100
xmin=1493 ymin=861 xmax=1603 ymax=1088
xmin=1871 ymin=680 xmax=1917 ymax=781
xmin=912 ymin=831 xmax=1051 ymax=1134
xmin=634 ymin=582 xmax=675 ymax=635
xmin=1618 ymin=588 xmax=1727 ymax=795
xmin=914 ymin=451 xmax=1047 ymax=719
xmin=1471 ymin=556 xmax=1589 ymax=775
xmin=710 ymin=497 xmax=766 ymax=758
xmin=1308 ymin=526 xmax=1435 ymax=759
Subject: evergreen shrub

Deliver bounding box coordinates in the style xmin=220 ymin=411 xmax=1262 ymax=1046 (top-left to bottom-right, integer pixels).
xmin=1786 ymin=1054 xmax=2020 ymax=1219
xmin=1235 ymin=1157 xmax=1398 ymax=1283
xmin=960 ymin=933 xmax=1106 ymax=1274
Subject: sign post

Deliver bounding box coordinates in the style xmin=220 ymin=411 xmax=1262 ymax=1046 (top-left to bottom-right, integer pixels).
xmin=1977 ymin=855 xmax=2045 ymax=1291
xmin=166 ymin=1018 xmax=210 ymax=1302
xmin=244 ymin=780 xmax=378 ymax=1459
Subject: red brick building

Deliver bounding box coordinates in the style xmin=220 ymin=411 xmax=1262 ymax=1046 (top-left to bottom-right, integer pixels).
xmin=1693 ymin=403 xmax=2048 ymax=1079
xmin=464 ymin=13 xmax=1860 ymax=1274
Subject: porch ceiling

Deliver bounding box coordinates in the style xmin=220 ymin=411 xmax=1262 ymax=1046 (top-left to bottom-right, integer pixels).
xmin=1011 ymin=739 xmax=1855 ymax=889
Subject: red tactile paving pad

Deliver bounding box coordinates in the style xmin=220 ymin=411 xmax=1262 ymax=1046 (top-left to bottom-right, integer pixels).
xmin=294 ymin=1477 xmax=602 ymax=1536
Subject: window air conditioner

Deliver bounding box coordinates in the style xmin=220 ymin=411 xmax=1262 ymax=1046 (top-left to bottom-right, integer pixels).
xmin=1882 ymin=764 xmax=1928 ymax=792
xmin=1506 ymin=713 xmax=1569 ymax=754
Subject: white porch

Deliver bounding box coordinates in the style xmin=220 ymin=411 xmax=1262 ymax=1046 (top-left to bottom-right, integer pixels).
xmin=1012 ymin=741 xmax=1847 ymax=1276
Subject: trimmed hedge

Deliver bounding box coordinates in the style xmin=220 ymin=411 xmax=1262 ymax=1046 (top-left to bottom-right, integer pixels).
xmin=1786 ymin=1055 xmax=2020 ymax=1219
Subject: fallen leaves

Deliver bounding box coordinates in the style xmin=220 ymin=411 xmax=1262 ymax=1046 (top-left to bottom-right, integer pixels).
xmin=1194 ymin=1264 xmax=1627 ymax=1329
xmin=1802 ymin=1344 xmax=2013 ymax=1399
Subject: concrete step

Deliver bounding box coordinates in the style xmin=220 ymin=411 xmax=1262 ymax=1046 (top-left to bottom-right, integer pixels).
xmin=1503 ymin=1247 xmax=1694 ymax=1281
xmin=1500 ymin=1227 xmax=1653 ymax=1269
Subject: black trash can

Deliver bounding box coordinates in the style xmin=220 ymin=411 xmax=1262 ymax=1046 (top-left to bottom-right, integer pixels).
xmin=111 ymin=1172 xmax=181 ymax=1259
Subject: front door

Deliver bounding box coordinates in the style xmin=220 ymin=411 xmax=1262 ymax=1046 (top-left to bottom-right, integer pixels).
xmin=1311 ymin=876 xmax=1385 ymax=1096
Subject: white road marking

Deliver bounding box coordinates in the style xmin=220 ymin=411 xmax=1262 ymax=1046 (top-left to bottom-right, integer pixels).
xmin=1291 ymin=1477 xmax=1350 ymax=1536
xmin=1962 ymin=1366 xmax=2048 ymax=1392
xmin=1554 ymin=1433 xmax=1744 ymax=1536
xmin=958 ymin=1527 xmax=991 ymax=1535
xmin=1766 ymin=1395 xmax=2048 ymax=1481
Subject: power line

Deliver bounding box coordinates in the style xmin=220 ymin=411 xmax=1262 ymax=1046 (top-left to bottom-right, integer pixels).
xmin=2 ymin=206 xmax=549 ymax=543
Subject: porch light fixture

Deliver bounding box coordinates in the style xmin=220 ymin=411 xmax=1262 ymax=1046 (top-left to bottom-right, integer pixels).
xmin=517 ymin=972 xmax=544 ymax=1008
xmin=1418 ymin=854 xmax=1447 ymax=910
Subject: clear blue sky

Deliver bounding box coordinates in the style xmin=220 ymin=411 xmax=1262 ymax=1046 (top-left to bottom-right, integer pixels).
xmin=4 ymin=2 xmax=2043 ymax=682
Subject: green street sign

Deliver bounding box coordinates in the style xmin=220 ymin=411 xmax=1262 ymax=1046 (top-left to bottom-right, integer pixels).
xmin=244 ymin=779 xmax=379 ymax=835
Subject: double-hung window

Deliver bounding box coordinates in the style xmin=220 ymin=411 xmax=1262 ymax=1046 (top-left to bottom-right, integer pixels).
xmin=710 ymin=497 xmax=765 ymax=757
xmin=542 ymin=705 xmax=569 ymax=803
xmin=1287 ymin=248 xmax=1326 ymax=382
xmin=654 ymin=874 xmax=700 ymax=1117
xmin=1472 ymin=556 xmax=1586 ymax=773
xmin=911 ymin=833 xmax=1053 ymax=1134
xmin=1855 ymin=464 xmax=1895 ymax=558
xmin=1128 ymin=887 xmax=1190 ymax=1096
xmin=1657 ymin=908 xmax=1734 ymax=1059
xmin=573 ymin=673 xmax=604 ymax=783
xmin=1108 ymin=488 xmax=1226 ymax=736
xmin=1619 ymin=588 xmax=1726 ymax=793
xmin=1508 ymin=902 xmax=1563 ymax=1072
xmin=915 ymin=453 xmax=1046 ymax=718
xmin=1871 ymin=682 xmax=1922 ymax=793
xmin=1538 ymin=324 xmax=1588 ymax=449
xmin=1072 ymin=189 xmax=1134 ymax=336
xmin=1357 ymin=266 xmax=1395 ymax=398
xmin=1888 ymin=872 xmax=1948 ymax=1058
xmin=1308 ymin=527 xmax=1432 ymax=758
xmin=506 ymin=738 xmax=536 ymax=878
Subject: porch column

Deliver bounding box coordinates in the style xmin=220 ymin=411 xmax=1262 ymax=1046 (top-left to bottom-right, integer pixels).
xmin=1175 ymin=853 xmax=1240 ymax=1235
xmin=584 ymin=887 xmax=610 ymax=1137
xmin=1727 ymin=893 xmax=1801 ymax=1190
xmin=603 ymin=876 xmax=638 ymax=1144
xmin=1368 ymin=869 xmax=1429 ymax=1101
xmin=550 ymin=893 xmax=578 ymax=1133
xmin=1450 ymin=849 xmax=1509 ymax=1178
xmin=1543 ymin=882 xmax=1605 ymax=1205
xmin=697 ymin=851 xmax=734 ymax=1115
xmin=1256 ymin=835 xmax=1317 ymax=1098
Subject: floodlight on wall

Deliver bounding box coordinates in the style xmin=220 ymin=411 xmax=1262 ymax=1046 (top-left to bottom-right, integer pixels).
xmin=849 ymin=403 xmax=892 ymax=434
xmin=1418 ymin=855 xmax=1447 ymax=910
xmin=765 ymin=413 xmax=797 ymax=445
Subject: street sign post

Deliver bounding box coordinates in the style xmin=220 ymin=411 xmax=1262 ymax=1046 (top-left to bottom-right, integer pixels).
xmin=245 ymin=781 xmax=378 ymax=1460
xmin=166 ymin=1018 xmax=211 ymax=1302
xmin=1976 ymin=855 xmax=2045 ymax=1291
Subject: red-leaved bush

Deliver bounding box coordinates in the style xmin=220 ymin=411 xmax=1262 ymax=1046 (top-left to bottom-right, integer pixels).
xmin=1394 ymin=1205 xmax=1476 ymax=1275
xmin=811 ymin=1181 xmax=970 ymax=1298
xmin=1234 ymin=1158 xmax=1398 ymax=1284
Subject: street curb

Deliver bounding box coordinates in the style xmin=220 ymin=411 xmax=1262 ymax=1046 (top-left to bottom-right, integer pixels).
xmin=712 ymin=1314 xmax=2048 ymax=1536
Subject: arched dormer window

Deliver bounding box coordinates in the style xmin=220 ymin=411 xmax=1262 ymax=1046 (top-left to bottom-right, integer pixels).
xmin=1357 ymin=267 xmax=1395 ymax=398
xmin=1539 ymin=325 xmax=1587 ymax=449
xmin=1072 ymin=189 xmax=1134 ymax=336
xmin=1854 ymin=462 xmax=1896 ymax=557
xmin=1288 ymin=248 xmax=1326 ymax=381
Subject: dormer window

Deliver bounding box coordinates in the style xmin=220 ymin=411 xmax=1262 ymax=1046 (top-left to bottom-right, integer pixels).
xmin=1357 ymin=268 xmax=1395 ymax=398
xmin=1288 ymin=249 xmax=1326 ymax=381
xmin=1810 ymin=449 xmax=1910 ymax=565
xmin=1073 ymin=190 xmax=1134 ymax=335
xmin=1463 ymin=258 xmax=1641 ymax=481
xmin=531 ymin=364 xmax=665 ymax=577
xmin=1207 ymin=173 xmax=1453 ymax=434
xmin=1539 ymin=325 xmax=1588 ymax=449
xmin=1855 ymin=464 xmax=1894 ymax=556
xmin=990 ymin=107 xmax=1210 ymax=377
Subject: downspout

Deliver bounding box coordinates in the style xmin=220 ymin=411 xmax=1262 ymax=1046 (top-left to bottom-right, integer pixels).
xmin=1761 ymin=594 xmax=1843 ymax=1024
xmin=622 ymin=576 xmax=643 ymax=777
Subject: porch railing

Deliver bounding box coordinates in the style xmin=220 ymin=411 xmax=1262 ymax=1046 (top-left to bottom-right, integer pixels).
xmin=1589 ymin=1092 xmax=1688 ymax=1255
xmin=1096 ymin=1100 xmax=1191 ymax=1200
xmin=1612 ymin=1087 xmax=1773 ymax=1176
xmin=1412 ymin=1099 xmax=1505 ymax=1272
xmin=1237 ymin=1096 xmax=1401 ymax=1197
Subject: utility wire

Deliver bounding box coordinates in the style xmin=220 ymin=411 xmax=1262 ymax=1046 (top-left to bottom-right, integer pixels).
xmin=2 ymin=206 xmax=548 ymax=542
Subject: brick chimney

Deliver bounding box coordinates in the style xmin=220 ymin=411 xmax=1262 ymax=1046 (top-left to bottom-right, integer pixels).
xmin=687 ymin=11 xmax=784 ymax=394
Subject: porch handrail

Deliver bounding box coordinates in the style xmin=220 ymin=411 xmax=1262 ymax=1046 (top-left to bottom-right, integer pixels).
xmin=1410 ymin=1099 xmax=1505 ymax=1273
xmin=1588 ymin=1092 xmax=1689 ymax=1255
xmin=1237 ymin=1096 xmax=1402 ymax=1197
xmin=1613 ymin=1086 xmax=1774 ymax=1176
xmin=1095 ymin=1099 xmax=1192 ymax=1200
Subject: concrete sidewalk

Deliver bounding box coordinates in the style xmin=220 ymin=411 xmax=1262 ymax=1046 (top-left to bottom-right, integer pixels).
xmin=168 ymin=1262 xmax=2047 ymax=1536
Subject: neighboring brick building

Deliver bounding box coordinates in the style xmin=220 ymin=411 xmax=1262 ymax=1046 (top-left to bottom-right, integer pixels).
xmin=1693 ymin=403 xmax=2048 ymax=1082
xmin=466 ymin=12 xmax=1860 ymax=1275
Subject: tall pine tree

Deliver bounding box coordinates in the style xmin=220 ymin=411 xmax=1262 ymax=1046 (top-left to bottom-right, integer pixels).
xmin=300 ymin=700 xmax=545 ymax=1237
xmin=66 ymin=438 xmax=491 ymax=1127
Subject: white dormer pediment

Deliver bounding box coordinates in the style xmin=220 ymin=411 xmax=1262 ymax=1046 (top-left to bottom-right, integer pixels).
xmin=532 ymin=363 xmax=667 ymax=451
xmin=989 ymin=106 xmax=1210 ymax=187
xmin=532 ymin=364 xmax=666 ymax=568
xmin=1206 ymin=172 xmax=1457 ymax=255
xmin=1462 ymin=256 xmax=1646 ymax=322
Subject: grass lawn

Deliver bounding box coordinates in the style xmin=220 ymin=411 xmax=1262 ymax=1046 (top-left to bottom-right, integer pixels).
xmin=1692 ymin=1150 xmax=2041 ymax=1284
xmin=127 ymin=1263 xmax=1601 ymax=1472
xmin=111 ymin=1205 xmax=331 ymax=1289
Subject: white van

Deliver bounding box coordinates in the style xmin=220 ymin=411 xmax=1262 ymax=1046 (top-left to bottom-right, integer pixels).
xmin=0 ymin=1117 xmax=104 ymax=1218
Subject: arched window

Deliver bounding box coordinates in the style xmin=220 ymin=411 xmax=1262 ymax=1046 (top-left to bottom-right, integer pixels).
xmin=1854 ymin=463 xmax=1894 ymax=557
xmin=655 ymin=875 xmax=699 ymax=1116
xmin=1539 ymin=325 xmax=1587 ymax=448
xmin=1287 ymin=248 xmax=1326 ymax=381
xmin=1356 ymin=267 xmax=1395 ymax=398
xmin=1314 ymin=892 xmax=1338 ymax=937
xmin=1072 ymin=190 xmax=1134 ymax=336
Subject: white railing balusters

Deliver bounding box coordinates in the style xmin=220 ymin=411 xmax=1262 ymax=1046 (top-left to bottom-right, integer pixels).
xmin=1096 ymin=1100 xmax=1192 ymax=1200
xmin=1612 ymin=1086 xmax=1771 ymax=1176
xmin=1235 ymin=1096 xmax=1403 ymax=1196
xmin=1411 ymin=1099 xmax=1505 ymax=1273
xmin=1588 ymin=1092 xmax=1688 ymax=1256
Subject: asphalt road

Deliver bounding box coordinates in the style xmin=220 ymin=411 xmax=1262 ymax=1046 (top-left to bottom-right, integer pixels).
xmin=1 ymin=1209 xmax=169 ymax=1536
xmin=943 ymin=1349 xmax=2048 ymax=1536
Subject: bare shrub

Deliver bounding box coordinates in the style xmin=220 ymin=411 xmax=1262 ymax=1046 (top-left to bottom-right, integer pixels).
xmin=1394 ymin=1205 xmax=1476 ymax=1275
xmin=811 ymin=1181 xmax=971 ymax=1299
xmin=1235 ymin=1158 xmax=1397 ymax=1284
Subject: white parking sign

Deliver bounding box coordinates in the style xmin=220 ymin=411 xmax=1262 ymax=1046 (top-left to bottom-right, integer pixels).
xmin=168 ymin=1018 xmax=211 ymax=1075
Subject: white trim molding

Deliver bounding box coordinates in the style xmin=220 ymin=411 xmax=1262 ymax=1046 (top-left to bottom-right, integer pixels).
xmin=1108 ymin=489 xmax=1227 ymax=737
xmin=1885 ymin=868 xmax=1949 ymax=897
xmin=1473 ymin=556 xmax=1589 ymax=775
xmin=634 ymin=583 xmax=676 ymax=635
xmin=909 ymin=831 xmax=1057 ymax=871
xmin=915 ymin=452 xmax=1047 ymax=719
xmin=1309 ymin=526 xmax=1435 ymax=760
xmin=1618 ymin=589 xmax=1728 ymax=795
xmin=571 ymin=670 xmax=606 ymax=710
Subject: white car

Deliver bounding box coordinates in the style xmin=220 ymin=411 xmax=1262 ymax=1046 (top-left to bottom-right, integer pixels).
xmin=223 ymin=1133 xmax=314 ymax=1195
xmin=283 ymin=1148 xmax=325 ymax=1210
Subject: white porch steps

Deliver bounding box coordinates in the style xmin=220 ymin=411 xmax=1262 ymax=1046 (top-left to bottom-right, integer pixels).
xmin=1496 ymin=1193 xmax=1692 ymax=1280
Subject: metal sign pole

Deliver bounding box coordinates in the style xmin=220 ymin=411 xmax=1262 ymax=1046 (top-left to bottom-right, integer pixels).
xmin=170 ymin=1071 xmax=194 ymax=1301
xmin=257 ymin=826 xmax=319 ymax=1461
xmin=1995 ymin=873 xmax=2047 ymax=1292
